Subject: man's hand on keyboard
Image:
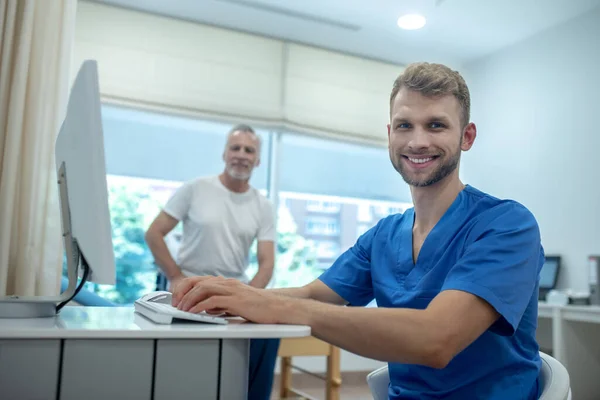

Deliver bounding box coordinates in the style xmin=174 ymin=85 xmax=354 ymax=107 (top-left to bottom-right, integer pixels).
xmin=171 ymin=276 xmax=289 ymax=324
xmin=171 ymin=276 xmax=225 ymax=307
xmin=168 ymin=273 xmax=186 ymax=294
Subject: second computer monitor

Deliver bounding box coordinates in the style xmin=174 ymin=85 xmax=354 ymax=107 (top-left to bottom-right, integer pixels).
xmin=539 ymin=256 xmax=561 ymax=300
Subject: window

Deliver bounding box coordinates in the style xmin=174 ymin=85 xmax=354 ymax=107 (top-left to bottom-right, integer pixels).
xmin=76 ymin=105 xmax=414 ymax=302
xmin=87 ymin=175 xmax=182 ymax=304
xmin=269 ymin=133 xmax=413 ymax=288
xmin=101 ymin=105 xmax=269 ymax=190
xmin=316 ymin=261 xmax=334 ymax=270
xmin=357 ymin=203 xmax=372 ymax=222
xmin=314 ymin=240 xmax=341 ymax=259
xmin=356 ymin=224 xmax=370 ymax=238
xmin=388 ymin=206 xmax=402 ymax=215
xmin=72 ymin=105 xmax=271 ymax=304
xmin=306 ymin=200 xmax=341 ymax=213
xmin=305 ymin=217 xmax=340 ymax=236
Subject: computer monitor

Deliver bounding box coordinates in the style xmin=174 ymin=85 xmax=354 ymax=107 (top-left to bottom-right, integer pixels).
xmin=0 ymin=60 xmax=116 ymax=318
xmin=539 ymin=255 xmax=561 ymax=299
xmin=55 ymin=59 xmax=115 ymax=285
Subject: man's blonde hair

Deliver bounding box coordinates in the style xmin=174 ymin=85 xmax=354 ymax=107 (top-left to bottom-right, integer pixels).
xmin=390 ymin=62 xmax=471 ymax=128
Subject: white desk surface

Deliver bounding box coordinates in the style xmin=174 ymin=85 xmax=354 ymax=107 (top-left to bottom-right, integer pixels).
xmin=538 ymin=302 xmax=554 ymax=318
xmin=559 ymin=305 xmax=600 ymax=323
xmin=538 ymin=302 xmax=600 ymax=323
xmin=0 ymin=306 xmax=311 ymax=339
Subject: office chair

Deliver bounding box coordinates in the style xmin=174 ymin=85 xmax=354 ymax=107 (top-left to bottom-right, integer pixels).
xmin=366 ymin=352 xmax=571 ymax=400
xmin=366 ymin=364 xmax=389 ymax=400
xmin=538 ymin=352 xmax=572 ymax=400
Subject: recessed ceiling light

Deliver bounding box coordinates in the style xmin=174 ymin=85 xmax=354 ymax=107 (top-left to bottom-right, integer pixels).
xmin=397 ymin=14 xmax=426 ymax=30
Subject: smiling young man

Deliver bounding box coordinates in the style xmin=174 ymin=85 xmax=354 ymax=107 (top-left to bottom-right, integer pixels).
xmin=171 ymin=63 xmax=545 ymax=400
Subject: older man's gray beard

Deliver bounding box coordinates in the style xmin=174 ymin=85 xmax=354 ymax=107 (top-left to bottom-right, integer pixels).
xmin=226 ymin=166 xmax=251 ymax=181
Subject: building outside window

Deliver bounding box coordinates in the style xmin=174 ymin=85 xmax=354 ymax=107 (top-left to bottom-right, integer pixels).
xmin=305 ymin=217 xmax=340 ymax=236
xmin=357 ymin=203 xmax=373 ymax=223
xmin=356 ymin=224 xmax=371 ymax=238
xmin=306 ymin=199 xmax=341 ymax=213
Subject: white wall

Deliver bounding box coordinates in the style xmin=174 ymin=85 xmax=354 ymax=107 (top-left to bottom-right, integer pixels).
xmin=463 ymin=6 xmax=600 ymax=292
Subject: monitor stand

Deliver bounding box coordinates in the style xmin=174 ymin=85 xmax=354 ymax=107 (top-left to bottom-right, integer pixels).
xmin=0 ymin=163 xmax=86 ymax=318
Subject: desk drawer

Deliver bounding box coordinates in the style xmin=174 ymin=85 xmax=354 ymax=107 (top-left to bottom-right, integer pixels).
xmin=59 ymin=339 xmax=154 ymax=400
xmin=153 ymin=339 xmax=220 ymax=400
xmin=0 ymin=339 xmax=61 ymax=400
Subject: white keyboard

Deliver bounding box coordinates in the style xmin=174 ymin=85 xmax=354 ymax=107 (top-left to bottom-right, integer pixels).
xmin=134 ymin=300 xmax=228 ymax=325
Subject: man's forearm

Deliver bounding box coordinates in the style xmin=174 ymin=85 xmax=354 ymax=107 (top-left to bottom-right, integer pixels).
xmin=145 ymin=232 xmax=183 ymax=280
xmin=269 ymin=286 xmax=312 ymax=299
xmin=269 ymin=280 xmax=346 ymax=305
xmin=278 ymin=299 xmax=448 ymax=368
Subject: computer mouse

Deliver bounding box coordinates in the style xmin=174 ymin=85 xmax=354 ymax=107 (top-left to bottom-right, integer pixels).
xmin=139 ymin=291 xmax=172 ymax=304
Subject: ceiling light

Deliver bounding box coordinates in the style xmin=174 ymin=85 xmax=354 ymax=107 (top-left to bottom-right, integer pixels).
xmin=397 ymin=14 xmax=426 ymax=30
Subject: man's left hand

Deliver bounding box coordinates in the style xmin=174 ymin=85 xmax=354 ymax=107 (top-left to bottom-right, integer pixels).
xmin=172 ymin=276 xmax=288 ymax=324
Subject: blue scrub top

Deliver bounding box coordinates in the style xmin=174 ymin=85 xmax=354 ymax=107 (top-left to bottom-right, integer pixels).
xmin=319 ymin=185 xmax=544 ymax=400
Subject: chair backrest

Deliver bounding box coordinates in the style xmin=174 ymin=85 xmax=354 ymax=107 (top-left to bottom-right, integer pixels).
xmin=539 ymin=352 xmax=571 ymax=400
xmin=366 ymin=352 xmax=571 ymax=400
xmin=366 ymin=365 xmax=389 ymax=400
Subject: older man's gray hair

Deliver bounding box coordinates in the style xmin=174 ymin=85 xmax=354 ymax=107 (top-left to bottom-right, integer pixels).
xmin=225 ymin=124 xmax=261 ymax=151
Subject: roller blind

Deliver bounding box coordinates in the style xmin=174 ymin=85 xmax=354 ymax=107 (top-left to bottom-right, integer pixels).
xmin=73 ymin=2 xmax=285 ymax=122
xmin=73 ymin=1 xmax=404 ymax=145
xmin=284 ymin=44 xmax=402 ymax=143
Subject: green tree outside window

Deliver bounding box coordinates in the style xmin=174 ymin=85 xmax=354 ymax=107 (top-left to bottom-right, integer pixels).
xmin=81 ymin=180 xmax=322 ymax=304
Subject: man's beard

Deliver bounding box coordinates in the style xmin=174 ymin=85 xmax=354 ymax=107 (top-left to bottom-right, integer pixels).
xmin=226 ymin=165 xmax=251 ymax=181
xmin=391 ymin=144 xmax=461 ymax=187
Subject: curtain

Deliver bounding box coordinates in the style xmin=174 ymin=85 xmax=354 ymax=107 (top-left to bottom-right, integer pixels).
xmin=0 ymin=0 xmax=77 ymax=296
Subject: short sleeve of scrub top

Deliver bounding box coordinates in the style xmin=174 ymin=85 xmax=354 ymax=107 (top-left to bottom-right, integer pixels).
xmin=317 ymin=220 xmax=382 ymax=307
xmin=441 ymin=201 xmax=542 ymax=336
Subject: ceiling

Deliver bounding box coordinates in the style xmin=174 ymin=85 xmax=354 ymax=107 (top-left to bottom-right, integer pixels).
xmin=90 ymin=0 xmax=600 ymax=67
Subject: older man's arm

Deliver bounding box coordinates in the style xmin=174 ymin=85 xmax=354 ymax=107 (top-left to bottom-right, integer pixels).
xmin=248 ymin=240 xmax=275 ymax=288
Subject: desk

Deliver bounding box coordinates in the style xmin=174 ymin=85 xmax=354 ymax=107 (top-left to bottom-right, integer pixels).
xmin=0 ymin=306 xmax=310 ymax=400
xmin=537 ymin=303 xmax=600 ymax=400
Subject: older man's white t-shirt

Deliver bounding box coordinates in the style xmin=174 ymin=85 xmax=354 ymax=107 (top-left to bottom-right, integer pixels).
xmin=163 ymin=175 xmax=275 ymax=283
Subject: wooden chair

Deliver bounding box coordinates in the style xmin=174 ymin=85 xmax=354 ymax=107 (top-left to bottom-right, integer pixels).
xmin=277 ymin=336 xmax=341 ymax=400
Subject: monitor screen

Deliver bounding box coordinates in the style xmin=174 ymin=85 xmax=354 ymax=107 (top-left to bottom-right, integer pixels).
xmin=539 ymin=257 xmax=560 ymax=289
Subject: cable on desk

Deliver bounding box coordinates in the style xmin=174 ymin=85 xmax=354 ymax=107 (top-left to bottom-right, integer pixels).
xmin=56 ymin=253 xmax=90 ymax=312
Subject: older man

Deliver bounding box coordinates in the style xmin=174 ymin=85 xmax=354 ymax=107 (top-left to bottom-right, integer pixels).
xmin=145 ymin=124 xmax=278 ymax=400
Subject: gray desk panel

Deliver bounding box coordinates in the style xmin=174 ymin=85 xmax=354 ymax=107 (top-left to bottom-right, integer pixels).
xmin=59 ymin=339 xmax=154 ymax=400
xmin=219 ymin=339 xmax=250 ymax=400
xmin=153 ymin=339 xmax=220 ymax=400
xmin=0 ymin=339 xmax=60 ymax=400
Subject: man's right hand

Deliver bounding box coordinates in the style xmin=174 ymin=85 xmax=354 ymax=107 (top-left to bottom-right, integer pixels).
xmin=168 ymin=273 xmax=187 ymax=293
xmin=172 ymin=276 xmax=269 ymax=318
xmin=171 ymin=276 xmax=233 ymax=306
